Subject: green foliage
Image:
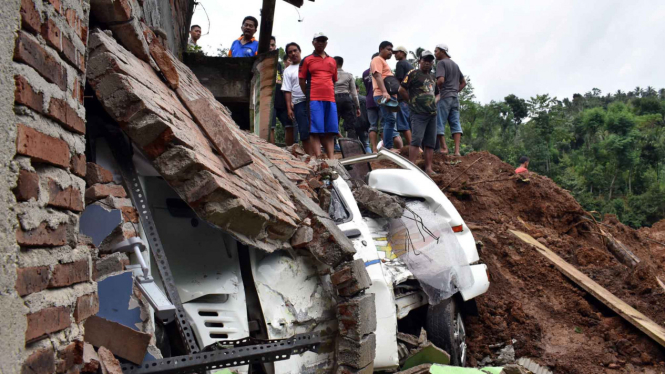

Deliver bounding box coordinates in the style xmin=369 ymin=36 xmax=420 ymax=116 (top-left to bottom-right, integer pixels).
xmin=458 ymin=82 xmax=665 ymax=228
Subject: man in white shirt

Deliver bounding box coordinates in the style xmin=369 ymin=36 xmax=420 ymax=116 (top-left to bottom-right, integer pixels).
xmin=281 ymin=42 xmax=312 ymax=155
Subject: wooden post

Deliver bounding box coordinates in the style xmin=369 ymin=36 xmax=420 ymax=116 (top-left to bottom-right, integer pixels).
xmin=257 ymin=0 xmax=276 ymax=54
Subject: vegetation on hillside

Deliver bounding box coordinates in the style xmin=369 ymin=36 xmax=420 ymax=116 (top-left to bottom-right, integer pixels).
xmin=456 ymin=83 xmax=665 ymax=228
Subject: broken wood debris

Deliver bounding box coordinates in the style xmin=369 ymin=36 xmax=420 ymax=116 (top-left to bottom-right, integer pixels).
xmin=510 ymin=229 xmax=665 ymax=348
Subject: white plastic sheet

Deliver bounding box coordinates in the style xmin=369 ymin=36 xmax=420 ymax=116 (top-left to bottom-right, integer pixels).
xmin=388 ymin=201 xmax=474 ymax=304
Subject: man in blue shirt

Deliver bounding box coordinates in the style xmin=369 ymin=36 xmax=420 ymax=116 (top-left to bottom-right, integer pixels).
xmin=229 ymin=16 xmax=259 ymax=58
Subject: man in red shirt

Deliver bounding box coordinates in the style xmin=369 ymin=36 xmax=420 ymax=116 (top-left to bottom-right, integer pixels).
xmin=299 ymin=32 xmax=338 ymax=159
xmin=515 ymin=156 xmax=529 ymax=174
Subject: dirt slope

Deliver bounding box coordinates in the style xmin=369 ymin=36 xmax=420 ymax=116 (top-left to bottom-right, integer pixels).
xmin=379 ymin=151 xmax=665 ymax=373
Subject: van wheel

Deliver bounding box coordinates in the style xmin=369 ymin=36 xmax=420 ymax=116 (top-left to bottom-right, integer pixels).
xmin=425 ymin=297 xmax=466 ymax=366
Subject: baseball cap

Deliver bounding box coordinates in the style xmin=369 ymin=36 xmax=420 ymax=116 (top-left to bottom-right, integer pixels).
xmin=394 ymin=45 xmax=408 ymax=54
xmin=435 ymin=43 xmax=450 ymax=57
xmin=420 ymin=50 xmax=435 ymax=60
xmin=313 ymin=32 xmax=328 ymax=41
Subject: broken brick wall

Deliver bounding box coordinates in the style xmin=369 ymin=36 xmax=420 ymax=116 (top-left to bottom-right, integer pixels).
xmin=3 ymin=0 xmax=97 ymax=372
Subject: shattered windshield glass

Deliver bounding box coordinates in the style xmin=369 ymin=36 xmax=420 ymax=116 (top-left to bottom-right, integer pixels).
xmin=388 ymin=201 xmax=474 ymax=304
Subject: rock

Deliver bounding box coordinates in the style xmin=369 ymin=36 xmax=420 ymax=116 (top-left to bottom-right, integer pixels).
xmin=291 ymin=225 xmax=313 ymax=248
xmin=352 ymin=185 xmax=404 ymax=219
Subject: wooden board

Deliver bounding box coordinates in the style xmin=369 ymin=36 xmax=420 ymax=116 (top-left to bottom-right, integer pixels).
xmin=509 ymin=229 xmax=665 ymax=348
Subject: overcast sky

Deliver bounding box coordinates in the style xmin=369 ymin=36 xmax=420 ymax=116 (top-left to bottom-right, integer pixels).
xmin=191 ymin=0 xmax=665 ymax=103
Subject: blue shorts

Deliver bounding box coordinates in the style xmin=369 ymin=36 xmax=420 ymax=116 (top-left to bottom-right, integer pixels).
xmin=396 ymin=101 xmax=411 ymax=132
xmin=436 ymin=96 xmax=462 ymax=135
xmin=310 ymin=100 xmax=339 ymax=134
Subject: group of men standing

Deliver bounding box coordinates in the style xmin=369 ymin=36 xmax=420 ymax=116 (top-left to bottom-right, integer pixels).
xmin=365 ymin=42 xmax=466 ymax=174
xmin=189 ymin=16 xmax=468 ymax=169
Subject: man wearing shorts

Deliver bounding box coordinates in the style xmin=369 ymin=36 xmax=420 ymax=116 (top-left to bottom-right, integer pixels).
xmin=434 ymin=43 xmax=467 ymax=156
xmin=398 ymin=50 xmax=437 ymax=175
xmin=282 ymin=42 xmax=311 ymax=154
xmin=371 ymin=41 xmax=403 ymax=151
xmin=299 ymin=33 xmax=338 ymax=159
xmin=394 ymin=45 xmax=413 ymax=146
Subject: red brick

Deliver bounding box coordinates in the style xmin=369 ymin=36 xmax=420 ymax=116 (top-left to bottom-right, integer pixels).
xmin=47 ymin=97 xmax=85 ymax=134
xmin=14 ymin=31 xmax=67 ymax=91
xmin=85 ymin=183 xmax=126 ymax=202
xmin=79 ymin=82 xmax=85 ymax=105
xmin=41 ymin=18 xmax=62 ymax=51
xmin=78 ymin=51 xmax=85 ymax=72
xmin=49 ymin=259 xmax=89 ymax=287
xmin=96 ymin=347 xmax=123 ymax=374
xmin=47 ymin=0 xmax=62 ymax=14
xmin=14 ymin=75 xmax=44 ymax=113
xmin=85 ymin=162 xmax=113 ymax=185
xmin=73 ymin=293 xmax=99 ymax=323
xmin=70 ymin=153 xmax=86 ymax=177
xmin=16 ymin=124 xmax=70 ymax=167
xmin=57 ymin=341 xmax=83 ymax=373
xmin=47 ymin=179 xmax=83 ymax=212
xmin=20 ymin=0 xmax=41 ymax=34
xmin=21 ymin=348 xmax=55 ymax=374
xmin=149 ymin=39 xmax=178 ymax=88
xmin=13 ymin=169 xmax=40 ymax=201
xmin=90 ymin=0 xmax=131 ymax=23
xmin=92 ymin=254 xmax=126 ymax=281
xmin=80 ymin=25 xmax=88 ymax=46
xmin=25 ymin=306 xmax=70 ymax=342
xmin=121 ymin=206 xmax=138 ymax=223
xmin=15 ymin=266 xmax=50 ymax=296
xmin=17 ymin=222 xmax=67 ymax=247
xmin=60 ymin=35 xmax=78 ymax=69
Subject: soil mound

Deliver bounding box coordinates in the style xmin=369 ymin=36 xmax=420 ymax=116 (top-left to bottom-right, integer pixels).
xmin=377 ymin=151 xmax=665 ymax=373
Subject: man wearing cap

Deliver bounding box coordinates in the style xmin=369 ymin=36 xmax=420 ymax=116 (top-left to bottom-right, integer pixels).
xmin=398 ymin=51 xmax=437 ymax=175
xmin=394 ymin=45 xmax=414 ymax=146
xmin=299 ymin=33 xmax=339 ymax=159
xmin=228 ymin=16 xmax=259 ymax=58
xmin=434 ymin=43 xmax=466 ymax=156
xmin=371 ymin=41 xmax=402 ymax=151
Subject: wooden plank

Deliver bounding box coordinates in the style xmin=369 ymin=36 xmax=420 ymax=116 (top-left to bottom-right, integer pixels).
xmin=84 ymin=315 xmax=151 ymax=364
xmin=509 ymin=229 xmax=665 ymax=348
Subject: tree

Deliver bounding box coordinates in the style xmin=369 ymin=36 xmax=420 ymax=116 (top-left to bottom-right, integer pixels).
xmin=504 ymin=94 xmax=528 ymax=126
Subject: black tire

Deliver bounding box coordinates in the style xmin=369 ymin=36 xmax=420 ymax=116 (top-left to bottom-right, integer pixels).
xmin=425 ymin=296 xmax=466 ymax=366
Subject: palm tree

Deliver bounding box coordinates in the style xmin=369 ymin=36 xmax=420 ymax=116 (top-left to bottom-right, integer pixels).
xmin=645 ymin=86 xmax=657 ymax=97
xmin=659 ymin=88 xmax=665 ymax=100
xmin=408 ymin=47 xmax=424 ymax=66
xmin=634 ymin=86 xmax=643 ymax=97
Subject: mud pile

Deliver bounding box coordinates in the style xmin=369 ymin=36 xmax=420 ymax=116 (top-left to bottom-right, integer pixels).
xmin=379 ymin=151 xmax=665 ymax=373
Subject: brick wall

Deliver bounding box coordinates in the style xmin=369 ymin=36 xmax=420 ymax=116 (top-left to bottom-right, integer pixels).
xmin=11 ymin=0 xmax=95 ymax=372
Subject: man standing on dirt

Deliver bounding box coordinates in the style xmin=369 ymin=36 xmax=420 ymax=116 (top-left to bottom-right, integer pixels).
xmin=299 ymin=33 xmax=338 ymax=159
xmin=434 ymin=43 xmax=466 ymax=156
xmin=515 ymin=156 xmax=530 ymax=174
xmin=228 ymin=16 xmax=259 ymax=57
xmin=371 ymin=41 xmax=403 ymax=151
xmin=398 ymin=51 xmax=437 ymax=175
xmin=394 ymin=46 xmax=413 ymax=146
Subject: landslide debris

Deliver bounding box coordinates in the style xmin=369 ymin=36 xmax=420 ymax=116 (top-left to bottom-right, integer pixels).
xmin=375 ymin=151 xmax=665 ymax=373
